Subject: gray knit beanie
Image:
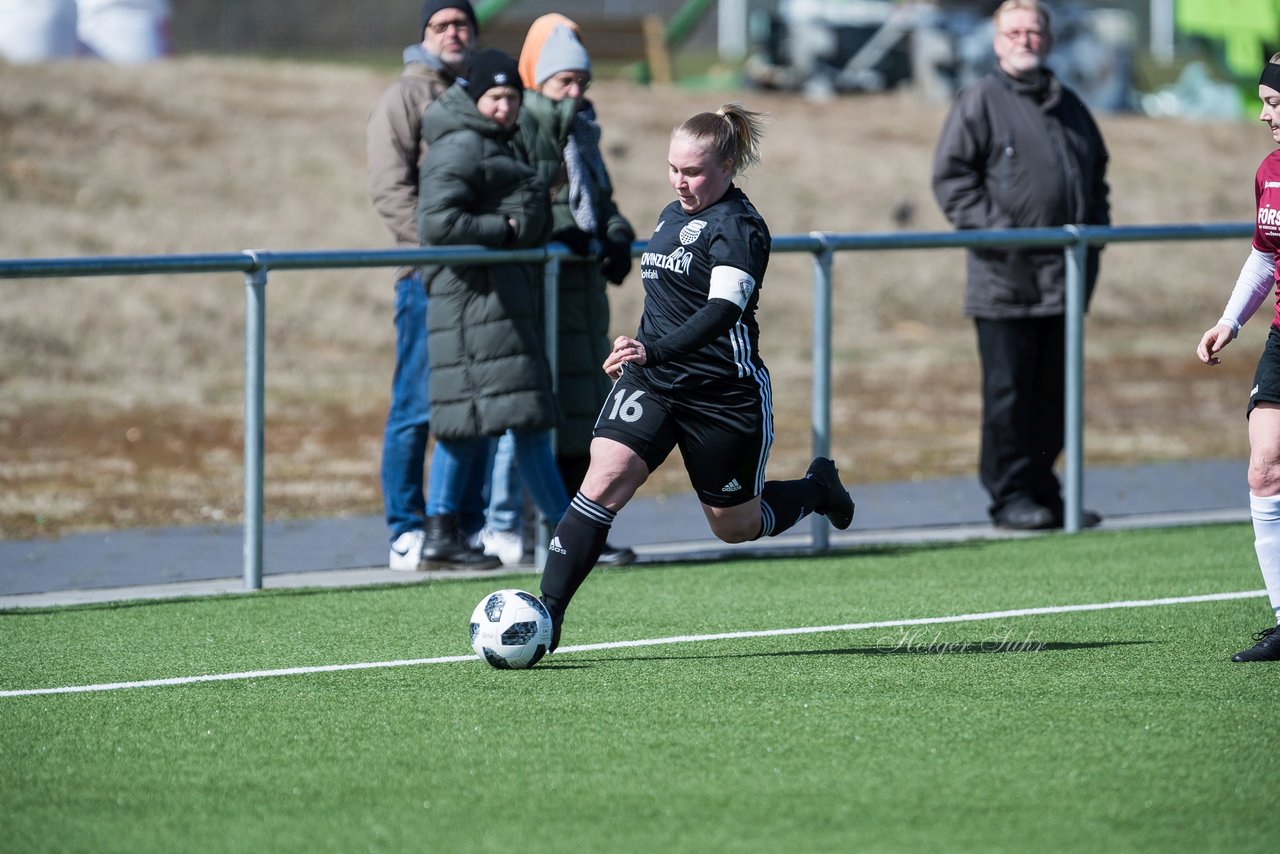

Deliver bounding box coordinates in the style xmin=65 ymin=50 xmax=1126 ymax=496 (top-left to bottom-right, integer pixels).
xmin=534 ymin=24 xmax=591 ymax=85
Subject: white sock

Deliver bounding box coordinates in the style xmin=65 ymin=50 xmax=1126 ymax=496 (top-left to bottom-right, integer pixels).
xmin=1248 ymin=492 xmax=1280 ymax=625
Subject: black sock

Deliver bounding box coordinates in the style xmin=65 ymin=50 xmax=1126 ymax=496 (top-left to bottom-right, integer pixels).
xmin=754 ymin=478 xmax=822 ymax=539
xmin=539 ymin=493 xmax=614 ymax=617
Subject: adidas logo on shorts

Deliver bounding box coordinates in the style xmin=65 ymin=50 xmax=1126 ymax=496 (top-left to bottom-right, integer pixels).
xmin=721 ymin=478 xmax=743 ymax=493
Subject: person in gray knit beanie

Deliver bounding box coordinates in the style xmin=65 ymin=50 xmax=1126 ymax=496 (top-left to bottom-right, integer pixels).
xmin=531 ymin=21 xmax=590 ymax=86
xmin=477 ymin=14 xmax=640 ymax=570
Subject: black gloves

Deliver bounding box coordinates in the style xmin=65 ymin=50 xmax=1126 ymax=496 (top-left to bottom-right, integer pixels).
xmin=600 ymin=237 xmax=632 ymax=284
xmin=550 ymin=226 xmax=592 ymax=256
xmin=550 ymin=228 xmax=632 ymax=283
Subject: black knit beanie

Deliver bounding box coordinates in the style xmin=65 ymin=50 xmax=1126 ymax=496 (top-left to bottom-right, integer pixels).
xmin=463 ymin=49 xmax=522 ymax=104
xmin=420 ymin=0 xmax=478 ymax=38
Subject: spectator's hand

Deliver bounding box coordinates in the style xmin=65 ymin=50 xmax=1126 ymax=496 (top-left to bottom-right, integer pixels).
xmin=1196 ymin=323 xmax=1235 ymax=366
xmin=600 ymin=237 xmax=633 ymax=284
xmin=550 ymin=226 xmax=592 ymax=256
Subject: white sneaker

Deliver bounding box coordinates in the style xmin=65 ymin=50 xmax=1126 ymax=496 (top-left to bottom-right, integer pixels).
xmin=388 ymin=530 xmax=425 ymax=571
xmin=479 ymin=527 xmax=524 ymax=567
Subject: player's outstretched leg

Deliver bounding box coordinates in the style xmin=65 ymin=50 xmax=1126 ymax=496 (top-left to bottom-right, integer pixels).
xmin=806 ymin=457 xmax=855 ymax=530
xmin=1232 ymin=626 xmax=1280 ymax=662
xmin=539 ymin=493 xmax=615 ymax=651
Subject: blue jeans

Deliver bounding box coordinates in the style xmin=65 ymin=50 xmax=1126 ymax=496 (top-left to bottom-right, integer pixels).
xmin=427 ymin=441 xmax=490 ymax=537
xmin=429 ymin=429 xmax=567 ymax=528
xmin=486 ymin=431 xmax=524 ymax=534
xmin=381 ymin=276 xmax=431 ymax=542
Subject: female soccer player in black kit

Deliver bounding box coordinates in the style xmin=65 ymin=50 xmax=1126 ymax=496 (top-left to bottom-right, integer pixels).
xmin=538 ymin=103 xmax=855 ymax=650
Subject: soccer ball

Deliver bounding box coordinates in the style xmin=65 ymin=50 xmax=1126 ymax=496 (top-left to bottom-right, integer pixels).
xmin=469 ymin=589 xmax=553 ymax=669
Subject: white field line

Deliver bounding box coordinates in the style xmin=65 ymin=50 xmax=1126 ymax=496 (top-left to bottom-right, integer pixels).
xmin=0 ymin=589 xmax=1264 ymax=698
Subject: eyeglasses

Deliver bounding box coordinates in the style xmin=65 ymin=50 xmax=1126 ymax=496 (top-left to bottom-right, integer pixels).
xmin=999 ymin=28 xmax=1044 ymax=43
xmin=428 ymin=18 xmax=472 ymax=36
xmin=546 ymin=73 xmax=591 ymax=91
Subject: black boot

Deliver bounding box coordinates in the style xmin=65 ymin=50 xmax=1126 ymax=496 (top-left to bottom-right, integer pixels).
xmin=806 ymin=457 xmax=855 ymax=530
xmin=1232 ymin=626 xmax=1280 ymax=662
xmin=422 ymin=514 xmax=501 ymax=571
xmin=597 ymin=542 xmax=636 ymax=566
xmin=541 ymin=595 xmax=563 ymax=652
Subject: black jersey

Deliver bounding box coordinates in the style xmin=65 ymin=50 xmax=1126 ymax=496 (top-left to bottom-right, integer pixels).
xmin=634 ymin=185 xmax=770 ymax=389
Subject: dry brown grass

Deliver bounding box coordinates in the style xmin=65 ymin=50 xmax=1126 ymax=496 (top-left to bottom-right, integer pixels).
xmin=0 ymin=57 xmax=1271 ymax=539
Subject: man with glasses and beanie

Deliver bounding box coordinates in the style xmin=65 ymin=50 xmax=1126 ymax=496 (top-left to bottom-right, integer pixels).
xmin=931 ymin=0 xmax=1109 ymax=531
xmin=367 ymin=0 xmax=499 ymax=570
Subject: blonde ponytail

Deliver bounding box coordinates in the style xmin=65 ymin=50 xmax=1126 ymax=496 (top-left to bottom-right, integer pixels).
xmin=673 ymin=103 xmax=767 ymax=177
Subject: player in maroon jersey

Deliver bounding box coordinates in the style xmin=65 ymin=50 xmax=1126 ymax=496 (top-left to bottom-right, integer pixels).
xmin=1196 ymin=53 xmax=1280 ymax=662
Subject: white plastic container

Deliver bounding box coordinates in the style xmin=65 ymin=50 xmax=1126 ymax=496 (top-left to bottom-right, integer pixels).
xmin=0 ymin=0 xmax=80 ymax=63
xmin=76 ymin=0 xmax=170 ymax=63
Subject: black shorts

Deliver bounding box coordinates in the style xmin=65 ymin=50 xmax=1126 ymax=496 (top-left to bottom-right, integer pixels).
xmin=592 ymin=367 xmax=774 ymax=508
xmin=1249 ymin=326 xmax=1280 ymax=417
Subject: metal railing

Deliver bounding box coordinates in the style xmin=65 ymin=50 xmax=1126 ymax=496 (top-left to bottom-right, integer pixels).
xmin=0 ymin=221 xmax=1254 ymax=589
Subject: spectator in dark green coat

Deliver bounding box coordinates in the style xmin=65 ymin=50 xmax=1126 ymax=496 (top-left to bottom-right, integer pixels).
xmin=414 ymin=48 xmax=569 ymax=568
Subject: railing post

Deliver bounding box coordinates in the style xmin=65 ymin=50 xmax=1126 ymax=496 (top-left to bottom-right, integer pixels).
xmin=810 ymin=233 xmax=833 ymax=551
xmin=242 ymin=254 xmax=267 ymax=590
xmin=537 ymin=252 xmax=562 ymax=572
xmin=544 ymin=252 xmax=560 ymax=397
xmin=1062 ymin=228 xmax=1087 ymax=533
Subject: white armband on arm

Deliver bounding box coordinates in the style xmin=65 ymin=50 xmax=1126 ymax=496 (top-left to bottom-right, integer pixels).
xmin=1219 ymin=248 xmax=1276 ymax=336
xmin=708 ymin=265 xmax=757 ymax=310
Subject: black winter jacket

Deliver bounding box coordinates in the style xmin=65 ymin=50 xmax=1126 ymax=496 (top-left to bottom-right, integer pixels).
xmin=417 ymin=84 xmax=555 ymax=439
xmin=932 ymin=68 xmax=1109 ymax=319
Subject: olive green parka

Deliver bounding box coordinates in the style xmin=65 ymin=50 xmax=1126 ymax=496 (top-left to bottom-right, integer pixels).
xmin=512 ymin=92 xmax=635 ymax=458
xmin=417 ymin=84 xmax=555 ymax=440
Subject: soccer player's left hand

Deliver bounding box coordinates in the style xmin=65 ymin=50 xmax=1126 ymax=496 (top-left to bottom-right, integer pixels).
xmin=1196 ymin=323 xmax=1234 ymax=366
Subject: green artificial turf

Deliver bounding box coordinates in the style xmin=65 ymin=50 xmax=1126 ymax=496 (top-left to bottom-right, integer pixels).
xmin=2 ymin=524 xmax=1276 ymax=852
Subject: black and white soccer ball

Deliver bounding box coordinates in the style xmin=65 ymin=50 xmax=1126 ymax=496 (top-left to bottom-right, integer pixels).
xmin=469 ymin=589 xmax=553 ymax=669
